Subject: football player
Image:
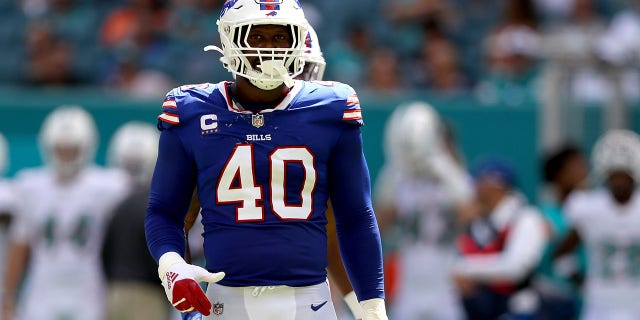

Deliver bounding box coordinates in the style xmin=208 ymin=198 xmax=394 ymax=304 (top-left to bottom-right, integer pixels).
xmin=374 ymin=101 xmax=473 ymax=320
xmin=181 ymin=24 xmax=362 ymax=320
xmin=1 ymin=106 xmax=129 ymax=320
xmin=144 ymin=1 xmax=388 ymax=319
xmin=558 ymin=129 xmax=640 ymax=320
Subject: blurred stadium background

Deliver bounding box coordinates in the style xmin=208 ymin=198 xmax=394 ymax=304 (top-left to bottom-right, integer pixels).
xmin=2 ymin=0 xmax=640 ymax=201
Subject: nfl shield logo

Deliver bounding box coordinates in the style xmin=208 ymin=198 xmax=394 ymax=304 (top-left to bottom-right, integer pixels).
xmin=212 ymin=302 xmax=224 ymax=316
xmin=251 ymin=114 xmax=265 ymax=128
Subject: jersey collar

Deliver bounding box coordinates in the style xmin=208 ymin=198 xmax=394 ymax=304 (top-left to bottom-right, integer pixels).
xmin=218 ymin=81 xmax=304 ymax=114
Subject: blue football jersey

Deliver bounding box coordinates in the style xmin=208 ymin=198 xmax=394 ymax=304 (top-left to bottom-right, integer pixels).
xmin=146 ymin=80 xmax=384 ymax=300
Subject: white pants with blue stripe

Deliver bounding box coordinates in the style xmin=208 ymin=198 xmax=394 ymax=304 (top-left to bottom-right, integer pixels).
xmin=203 ymin=280 xmax=337 ymax=320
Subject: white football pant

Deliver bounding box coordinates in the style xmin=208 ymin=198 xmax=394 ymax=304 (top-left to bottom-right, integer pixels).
xmin=204 ymin=280 xmax=337 ymax=320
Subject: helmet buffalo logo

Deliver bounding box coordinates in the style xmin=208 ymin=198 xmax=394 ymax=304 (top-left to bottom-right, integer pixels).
xmin=304 ymin=32 xmax=312 ymax=48
xmin=265 ymin=11 xmax=278 ymax=16
xmin=220 ymin=0 xmax=239 ymax=17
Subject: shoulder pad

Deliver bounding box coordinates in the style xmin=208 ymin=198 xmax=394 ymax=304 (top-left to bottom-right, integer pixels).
xmin=157 ymin=83 xmax=218 ymax=130
xmin=307 ymin=81 xmax=364 ymax=127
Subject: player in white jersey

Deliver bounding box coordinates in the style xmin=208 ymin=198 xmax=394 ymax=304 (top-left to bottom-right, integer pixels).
xmin=374 ymin=101 xmax=473 ymax=320
xmin=1 ymin=106 xmax=129 ymax=320
xmin=562 ymin=129 xmax=640 ymax=320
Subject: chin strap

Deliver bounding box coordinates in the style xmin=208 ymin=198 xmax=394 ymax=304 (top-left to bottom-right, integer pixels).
xmin=204 ymin=45 xmax=230 ymax=69
xmin=203 ymin=45 xmax=223 ymax=54
xmin=259 ymin=59 xmax=295 ymax=88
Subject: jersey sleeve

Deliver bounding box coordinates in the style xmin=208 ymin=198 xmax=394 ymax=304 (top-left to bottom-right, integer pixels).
xmin=301 ymin=81 xmax=364 ymax=127
xmin=328 ymin=125 xmax=385 ymax=301
xmin=145 ymin=128 xmax=197 ymax=261
xmin=331 ymin=83 xmax=364 ymax=127
xmin=157 ymin=88 xmax=181 ymax=130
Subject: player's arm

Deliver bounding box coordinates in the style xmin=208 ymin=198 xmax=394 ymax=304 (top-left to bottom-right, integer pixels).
xmin=453 ymin=208 xmax=548 ymax=282
xmin=553 ymin=192 xmax=585 ymax=259
xmin=328 ymin=125 xmax=387 ymax=320
xmin=1 ymin=179 xmax=30 ymax=320
xmin=326 ymin=201 xmax=363 ymax=320
xmin=145 ymin=128 xmax=224 ymax=316
xmin=554 ymin=228 xmax=582 ymax=258
xmin=1 ymin=240 xmax=29 ymax=320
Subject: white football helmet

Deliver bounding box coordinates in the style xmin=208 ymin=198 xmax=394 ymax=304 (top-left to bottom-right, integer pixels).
xmin=299 ymin=25 xmax=326 ymax=81
xmin=592 ymin=129 xmax=640 ymax=181
xmin=0 ymin=132 xmax=8 ymax=176
xmin=39 ymin=105 xmax=98 ymax=179
xmin=107 ymin=122 xmax=159 ymax=186
xmin=205 ymin=0 xmax=309 ymax=90
xmin=384 ymin=101 xmax=444 ymax=174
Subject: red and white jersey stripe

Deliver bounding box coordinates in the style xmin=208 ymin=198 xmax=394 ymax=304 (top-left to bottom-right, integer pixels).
xmin=343 ymin=109 xmax=362 ymax=121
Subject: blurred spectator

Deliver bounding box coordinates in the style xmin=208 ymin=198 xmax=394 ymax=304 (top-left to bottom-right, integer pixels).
xmin=325 ymin=22 xmax=372 ymax=87
xmin=535 ymin=144 xmax=589 ymax=320
xmin=382 ymin=0 xmax=458 ymax=55
xmin=541 ymin=0 xmax=615 ymax=105
xmin=105 ymin=52 xmax=174 ymax=100
xmin=406 ymin=21 xmax=468 ymax=93
xmin=375 ymin=101 xmax=473 ymax=320
xmin=453 ymin=156 xmax=548 ymax=320
xmin=100 ymin=0 xmax=171 ymax=80
xmin=1 ymin=106 xmax=129 ymax=320
xmin=167 ymin=0 xmax=220 ymax=45
xmin=558 ymin=130 xmax=640 ymax=320
xmin=474 ymin=0 xmax=543 ymax=107
xmin=39 ymin=0 xmax=98 ymax=43
xmin=101 ymin=122 xmax=169 ymax=320
xmin=100 ymin=0 xmax=168 ymax=48
xmin=597 ymin=0 xmax=640 ymax=65
xmin=450 ymin=0 xmax=503 ymax=84
xmin=592 ymin=0 xmax=640 ymax=102
xmin=364 ymin=47 xmax=403 ymax=93
xmin=23 ymin=21 xmax=80 ymax=86
xmin=164 ymin=0 xmax=228 ymax=83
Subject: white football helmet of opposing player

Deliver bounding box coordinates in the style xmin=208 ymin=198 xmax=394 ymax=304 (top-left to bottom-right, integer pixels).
xmin=592 ymin=129 xmax=640 ymax=182
xmin=384 ymin=101 xmax=443 ymax=174
xmin=0 ymin=132 xmax=8 ymax=176
xmin=39 ymin=105 xmax=98 ymax=179
xmin=107 ymin=121 xmax=159 ymax=186
xmin=300 ymin=25 xmax=326 ymax=81
xmin=205 ymin=0 xmax=309 ymax=90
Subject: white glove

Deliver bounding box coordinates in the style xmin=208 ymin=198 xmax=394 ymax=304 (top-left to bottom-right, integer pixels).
xmin=343 ymin=291 xmax=363 ymax=320
xmin=361 ymin=298 xmax=388 ymax=320
xmin=158 ymin=252 xmax=225 ymax=316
